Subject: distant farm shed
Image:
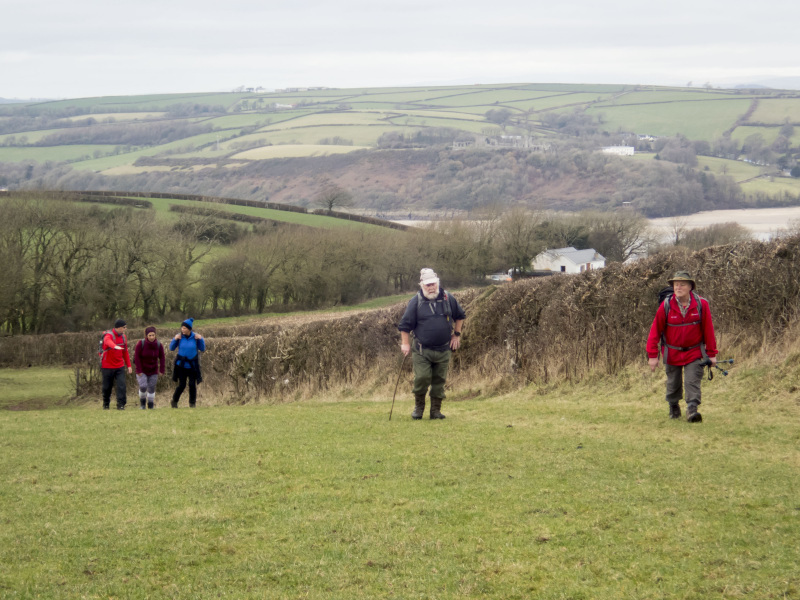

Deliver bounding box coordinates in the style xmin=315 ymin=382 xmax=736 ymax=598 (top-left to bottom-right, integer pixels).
xmin=532 ymin=247 xmax=606 ymax=274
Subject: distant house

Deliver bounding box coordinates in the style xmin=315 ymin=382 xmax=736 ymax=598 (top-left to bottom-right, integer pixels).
xmin=601 ymin=146 xmax=635 ymax=156
xmin=532 ymin=247 xmax=606 ymax=274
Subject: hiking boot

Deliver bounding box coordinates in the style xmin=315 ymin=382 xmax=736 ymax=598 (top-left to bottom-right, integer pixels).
xmin=189 ymin=403 xmax=196 ymax=408
xmin=171 ymin=401 xmax=178 ymax=408
xmin=430 ymin=397 xmax=446 ymax=420
xmin=140 ymin=400 xmax=147 ymax=410
xmin=687 ymin=404 xmax=703 ymax=423
xmin=116 ymin=406 xmax=125 ymax=410
xmin=102 ymin=404 xmax=110 ymax=410
xmin=147 ymin=402 xmax=154 ymax=410
xmin=411 ymin=395 xmax=426 ymax=420
xmin=669 ymin=403 xmax=681 ymax=419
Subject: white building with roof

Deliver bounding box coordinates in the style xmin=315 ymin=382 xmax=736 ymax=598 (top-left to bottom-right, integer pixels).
xmin=532 ymin=247 xmax=606 ymax=274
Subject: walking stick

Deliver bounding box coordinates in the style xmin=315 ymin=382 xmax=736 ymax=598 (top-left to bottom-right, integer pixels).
xmin=389 ymin=353 xmax=408 ymax=421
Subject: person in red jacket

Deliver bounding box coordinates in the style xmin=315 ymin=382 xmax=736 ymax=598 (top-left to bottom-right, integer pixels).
xmin=647 ymin=271 xmax=718 ymax=423
xmin=101 ymin=319 xmax=132 ymax=410
xmin=133 ymin=326 xmax=166 ymax=410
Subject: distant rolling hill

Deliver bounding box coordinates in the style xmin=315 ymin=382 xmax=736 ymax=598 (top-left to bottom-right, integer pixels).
xmin=1 ymin=83 xmax=799 ymax=216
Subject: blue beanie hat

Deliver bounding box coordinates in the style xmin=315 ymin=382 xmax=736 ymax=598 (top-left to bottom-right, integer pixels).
xmin=181 ymin=318 xmax=194 ymax=331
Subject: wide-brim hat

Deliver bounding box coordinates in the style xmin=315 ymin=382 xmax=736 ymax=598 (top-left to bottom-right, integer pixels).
xmin=667 ymin=270 xmax=695 ymax=290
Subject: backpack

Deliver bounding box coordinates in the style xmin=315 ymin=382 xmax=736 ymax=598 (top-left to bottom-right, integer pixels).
xmin=415 ymin=289 xmax=453 ymax=319
xmin=98 ymin=330 xmax=127 ymax=364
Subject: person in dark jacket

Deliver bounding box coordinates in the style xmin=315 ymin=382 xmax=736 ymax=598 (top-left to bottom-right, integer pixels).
xmin=133 ymin=326 xmax=166 ymax=409
xmin=398 ymin=268 xmax=466 ymax=420
xmin=101 ymin=319 xmax=132 ymax=410
xmin=169 ymin=318 xmax=206 ymax=408
xmin=647 ymin=271 xmax=718 ymax=423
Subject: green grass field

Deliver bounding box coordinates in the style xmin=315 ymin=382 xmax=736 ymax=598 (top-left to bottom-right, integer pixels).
xmin=0 ymin=367 xmax=76 ymax=410
xmin=589 ymin=99 xmax=753 ymax=139
xmin=230 ymin=144 xmax=369 ymax=160
xmin=0 ymin=145 xmax=117 ymax=163
xmin=1 ymin=363 xmax=797 ymax=599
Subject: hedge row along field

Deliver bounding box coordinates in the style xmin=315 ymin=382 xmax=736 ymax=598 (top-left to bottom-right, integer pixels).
xmin=3 ymin=235 xmax=800 ymax=405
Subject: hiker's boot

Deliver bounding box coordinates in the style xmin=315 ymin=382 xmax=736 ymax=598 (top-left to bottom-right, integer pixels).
xmin=669 ymin=403 xmax=681 ymax=419
xmin=140 ymin=399 xmax=147 ymax=410
xmin=687 ymin=403 xmax=703 ymax=423
xmin=411 ymin=395 xmax=426 ymax=420
xmin=147 ymin=401 xmax=154 ymax=410
xmin=102 ymin=403 xmax=110 ymax=410
xmin=430 ymin=397 xmax=446 ymax=420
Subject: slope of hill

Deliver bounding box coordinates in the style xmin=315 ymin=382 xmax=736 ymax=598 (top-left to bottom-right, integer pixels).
xmin=2 ymin=84 xmax=800 ymax=215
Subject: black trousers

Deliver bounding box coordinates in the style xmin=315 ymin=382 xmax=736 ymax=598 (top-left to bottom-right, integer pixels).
xmin=173 ymin=366 xmax=199 ymax=406
xmin=102 ymin=367 xmax=127 ymax=408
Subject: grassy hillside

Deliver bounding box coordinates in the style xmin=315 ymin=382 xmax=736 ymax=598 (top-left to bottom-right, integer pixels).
xmin=2 ymin=83 xmax=800 ymax=215
xmin=3 ymin=84 xmax=799 ymax=169
xmin=0 ymin=356 xmax=798 ymax=598
xmin=2 ymin=233 xmax=800 ymax=597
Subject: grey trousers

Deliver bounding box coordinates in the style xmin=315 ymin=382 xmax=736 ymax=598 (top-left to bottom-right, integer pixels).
xmin=665 ymin=359 xmax=705 ymax=406
xmin=411 ymin=346 xmax=451 ymax=399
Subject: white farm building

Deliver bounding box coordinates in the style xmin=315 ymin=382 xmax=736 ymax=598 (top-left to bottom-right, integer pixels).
xmin=532 ymin=247 xmax=606 ymax=274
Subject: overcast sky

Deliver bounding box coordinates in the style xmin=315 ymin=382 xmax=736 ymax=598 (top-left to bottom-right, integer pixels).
xmin=3 ymin=0 xmax=799 ymax=100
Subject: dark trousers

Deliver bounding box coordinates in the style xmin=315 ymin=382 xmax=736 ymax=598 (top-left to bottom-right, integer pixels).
xmin=102 ymin=367 xmax=127 ymax=408
xmin=173 ymin=366 xmax=199 ymax=406
xmin=665 ymin=359 xmax=705 ymax=406
xmin=411 ymin=346 xmax=451 ymax=399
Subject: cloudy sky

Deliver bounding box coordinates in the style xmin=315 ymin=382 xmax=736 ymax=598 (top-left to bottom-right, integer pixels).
xmin=3 ymin=0 xmax=799 ymax=99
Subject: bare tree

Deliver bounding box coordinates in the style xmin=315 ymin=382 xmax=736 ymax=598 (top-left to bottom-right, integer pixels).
xmin=668 ymin=215 xmax=690 ymax=246
xmin=316 ymin=183 xmax=353 ymax=212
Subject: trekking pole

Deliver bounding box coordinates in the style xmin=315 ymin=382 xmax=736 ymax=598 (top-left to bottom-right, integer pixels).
xmin=389 ymin=353 xmax=408 ymax=421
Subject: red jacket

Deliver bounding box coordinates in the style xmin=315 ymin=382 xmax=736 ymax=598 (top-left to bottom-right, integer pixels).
xmin=646 ymin=294 xmax=718 ymax=366
xmin=101 ymin=329 xmax=131 ymax=369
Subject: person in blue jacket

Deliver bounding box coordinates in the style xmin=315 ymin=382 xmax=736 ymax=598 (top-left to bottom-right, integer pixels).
xmin=169 ymin=318 xmax=206 ymax=408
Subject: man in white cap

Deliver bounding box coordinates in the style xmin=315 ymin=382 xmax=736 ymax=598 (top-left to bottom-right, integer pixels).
xmin=398 ymin=268 xmax=466 ymax=419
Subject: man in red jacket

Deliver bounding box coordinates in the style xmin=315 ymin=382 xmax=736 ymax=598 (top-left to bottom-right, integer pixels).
xmin=101 ymin=319 xmax=133 ymax=410
xmin=647 ymin=271 xmax=718 ymax=423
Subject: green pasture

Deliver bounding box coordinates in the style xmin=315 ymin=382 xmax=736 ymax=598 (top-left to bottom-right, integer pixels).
xmin=231 ymin=144 xmax=369 ymax=160
xmin=345 ymin=88 xmax=477 ymax=104
xmin=156 ymin=293 xmax=413 ymax=330
xmin=257 ymin=112 xmax=393 ymax=129
xmin=384 ymin=109 xmax=490 ymax=122
xmin=518 ymin=83 xmax=634 ymax=93
xmin=71 ymin=130 xmax=243 ymax=171
xmin=505 ymin=92 xmax=614 ymax=113
xmin=33 ymin=92 xmax=251 ymax=112
xmin=0 ymin=144 xmax=116 ymax=163
xmin=695 ymin=156 xmax=764 ymax=181
xmin=741 ymin=176 xmax=800 ymax=196
xmin=198 ymin=111 xmax=312 ymax=129
xmin=422 ymin=88 xmax=558 ymax=107
xmin=595 ymin=90 xmax=741 ymax=106
xmin=383 ymin=115 xmax=490 ymax=135
xmin=748 ymin=98 xmax=800 ymax=124
xmin=0 ymin=128 xmax=73 ymax=145
xmin=231 ymin=125 xmax=405 ymax=147
xmin=730 ymin=125 xmax=796 ymax=146
xmin=0 ymin=364 xmax=797 ymax=599
xmin=588 ymin=99 xmax=752 ymax=139
xmin=142 ymin=196 xmax=383 ymax=231
xmin=59 ymin=112 xmax=168 ymax=122
xmin=0 ymin=367 xmax=75 ymax=410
